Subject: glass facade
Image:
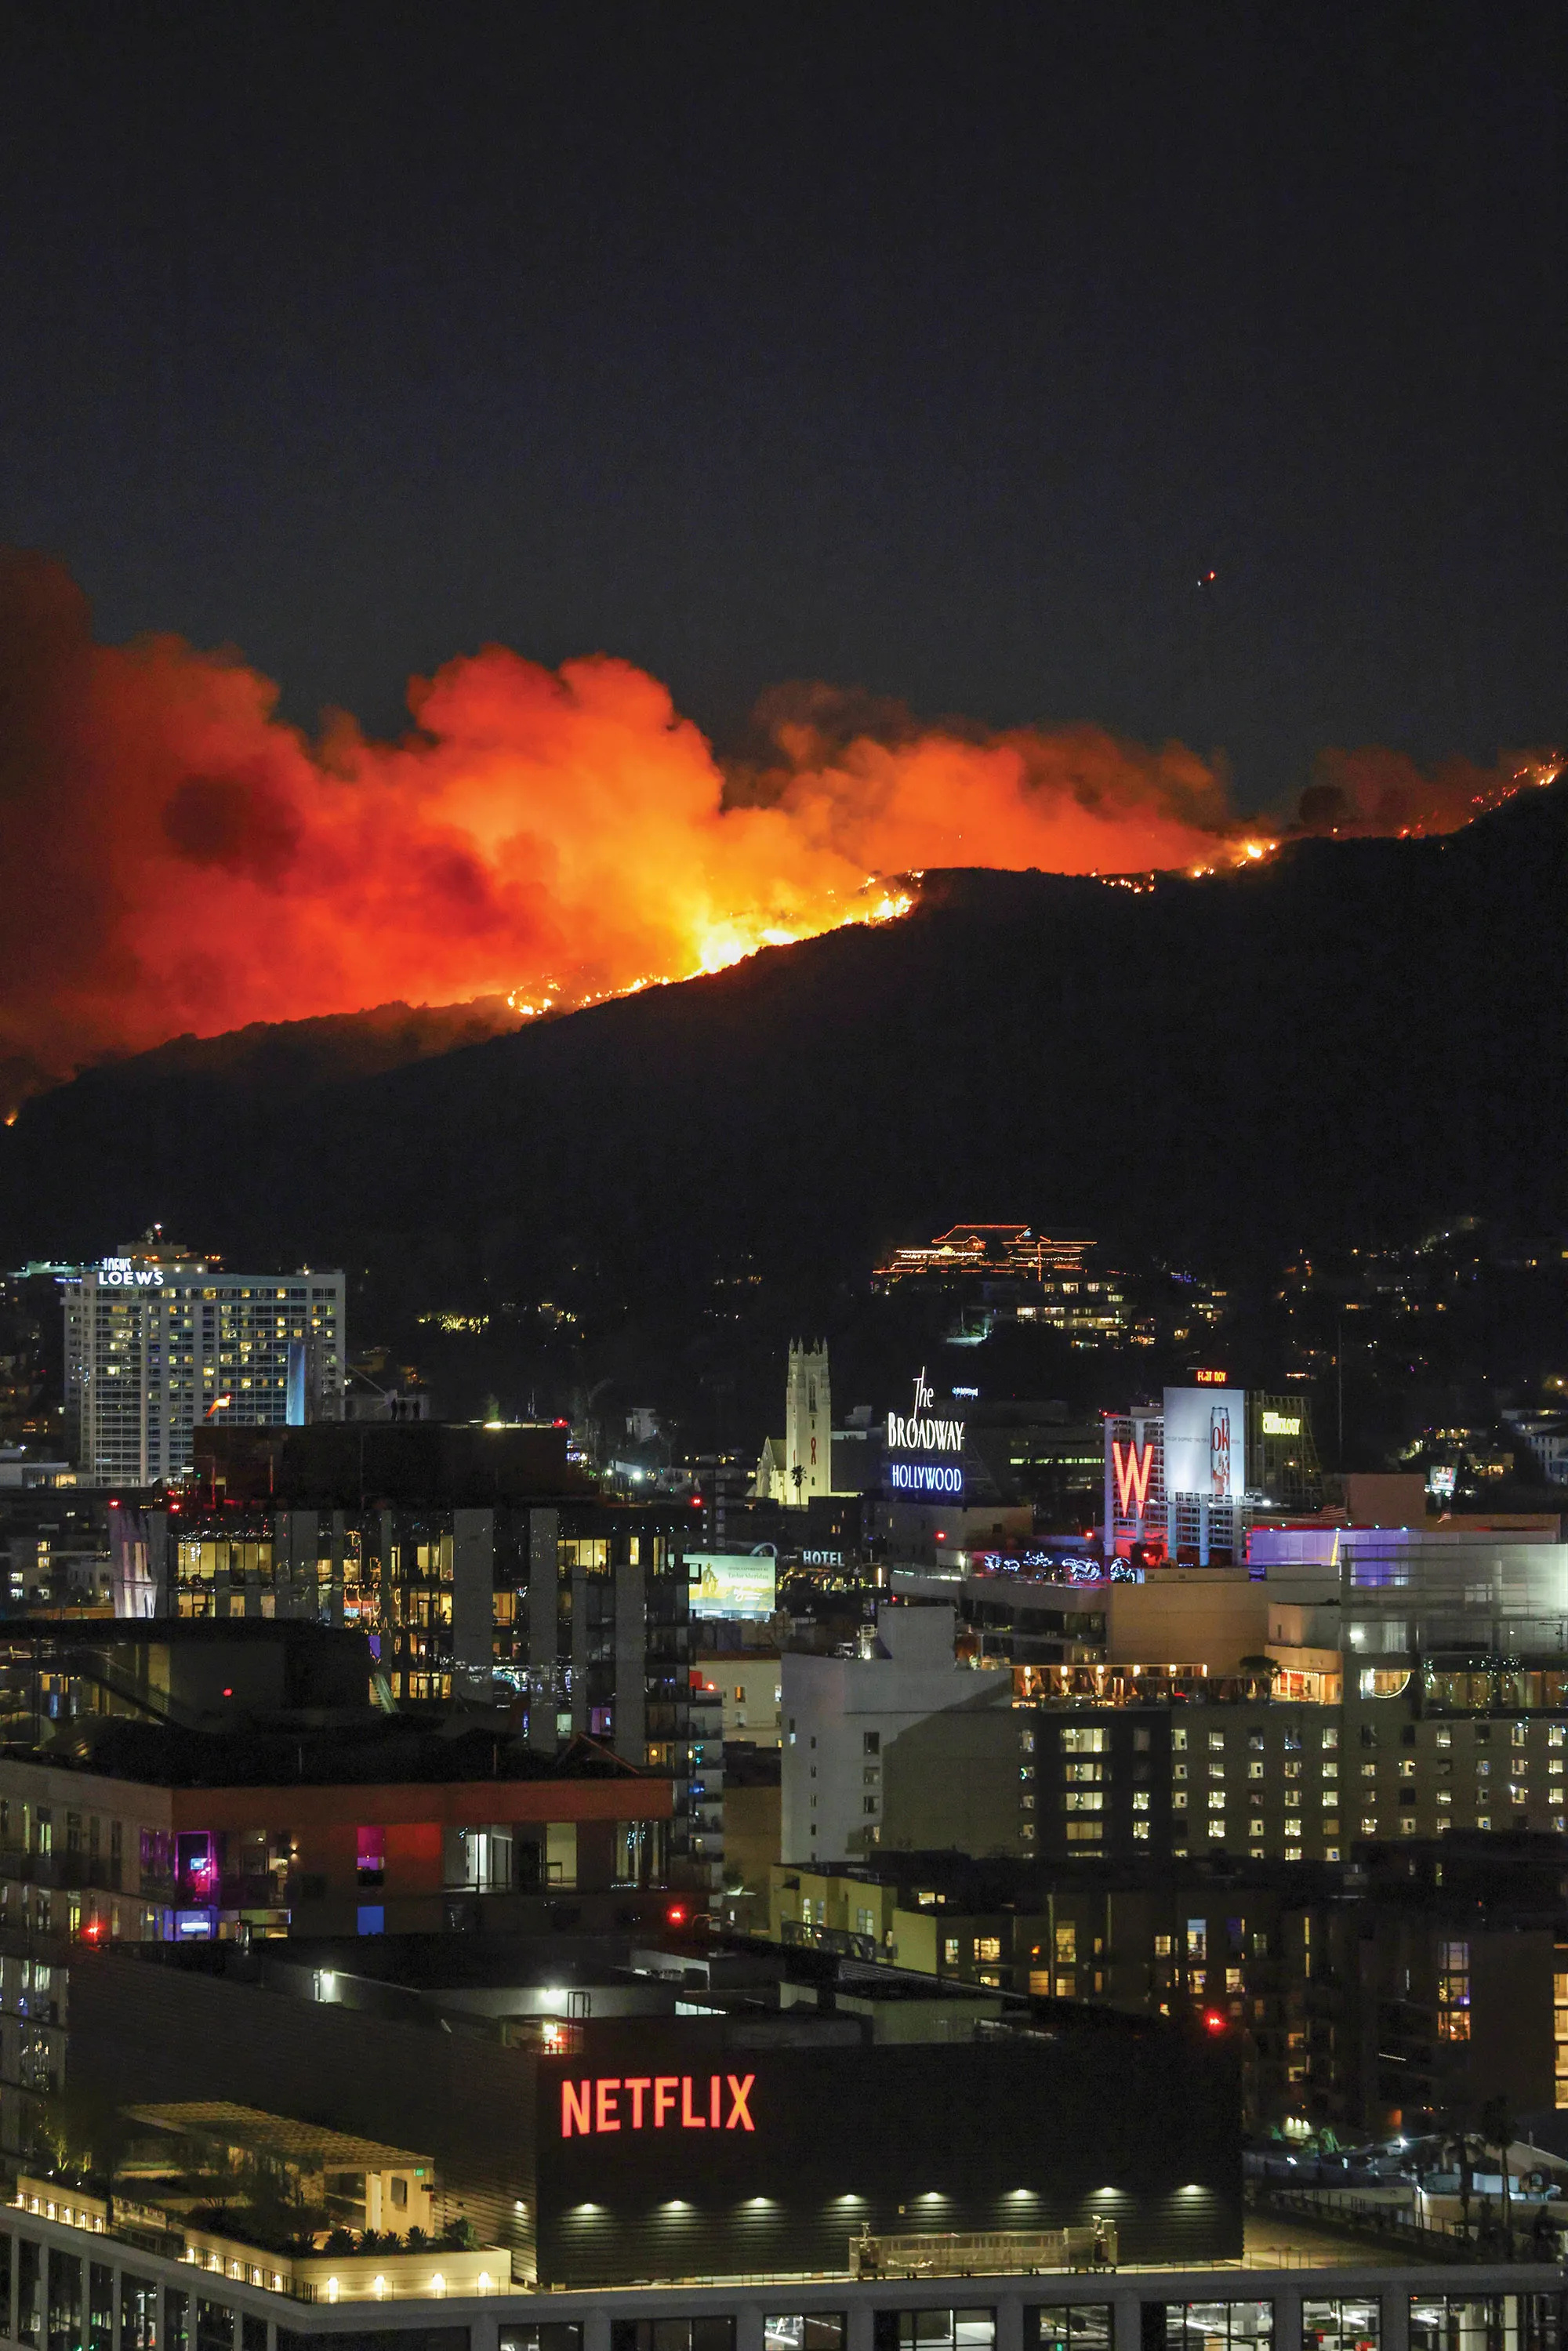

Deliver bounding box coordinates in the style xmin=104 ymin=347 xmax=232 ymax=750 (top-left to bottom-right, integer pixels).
xmin=19 ymin=2238 xmax=42 ymax=2347
xmin=1031 ymin=2308 xmax=1113 ymax=2351
xmin=47 ymin=2248 xmax=82 ymax=2351
xmin=1410 ymin=2297 xmax=1566 ymax=2351
xmin=877 ymin=2317 xmax=996 ymax=2351
xmin=1304 ymin=2302 xmax=1380 ymax=2351
xmin=611 ymin=2325 xmax=736 ymax=2351
xmin=118 ymin=2276 xmax=159 ymax=2351
xmin=766 ymin=2321 xmax=846 ymax=2351
xmin=1149 ymin=2303 xmax=1273 ymax=2351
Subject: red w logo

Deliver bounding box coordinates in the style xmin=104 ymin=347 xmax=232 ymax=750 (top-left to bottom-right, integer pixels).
xmin=1112 ymin=1437 xmax=1154 ymax=1517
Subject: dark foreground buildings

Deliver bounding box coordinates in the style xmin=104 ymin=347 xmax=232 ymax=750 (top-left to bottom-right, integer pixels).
xmin=45 ymin=1932 xmax=1239 ymax=2280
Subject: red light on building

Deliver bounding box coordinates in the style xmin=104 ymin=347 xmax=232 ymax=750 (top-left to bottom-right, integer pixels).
xmin=1112 ymin=1438 xmax=1154 ymax=1515
xmin=1203 ymin=2010 xmax=1227 ymax=2034
xmin=559 ymin=2072 xmax=755 ymax=2135
xmin=666 ymin=1903 xmax=688 ymax=1927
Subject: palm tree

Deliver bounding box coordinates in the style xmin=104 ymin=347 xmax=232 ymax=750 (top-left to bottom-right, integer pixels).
xmin=1438 ymin=2110 xmax=1483 ymax=2240
xmin=1481 ymin=2095 xmax=1516 ymax=2251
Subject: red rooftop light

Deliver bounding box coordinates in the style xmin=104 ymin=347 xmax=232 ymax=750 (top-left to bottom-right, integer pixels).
xmin=1203 ymin=2010 xmax=1227 ymax=2034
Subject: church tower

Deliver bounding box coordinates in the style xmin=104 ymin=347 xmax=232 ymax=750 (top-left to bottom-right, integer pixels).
xmin=784 ymin=1339 xmax=832 ymax=1507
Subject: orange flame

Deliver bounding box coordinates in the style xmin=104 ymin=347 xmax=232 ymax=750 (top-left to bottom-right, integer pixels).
xmin=0 ymin=550 xmax=1555 ymax=1100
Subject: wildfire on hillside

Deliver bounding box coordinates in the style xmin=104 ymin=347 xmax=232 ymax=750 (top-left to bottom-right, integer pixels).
xmin=0 ymin=549 xmax=1558 ymax=1104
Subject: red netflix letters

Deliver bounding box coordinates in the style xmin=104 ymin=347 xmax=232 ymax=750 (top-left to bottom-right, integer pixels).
xmin=560 ymin=2073 xmax=756 ymax=2136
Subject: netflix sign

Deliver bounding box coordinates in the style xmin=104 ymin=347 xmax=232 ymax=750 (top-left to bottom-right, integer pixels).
xmin=559 ymin=2071 xmax=755 ymax=2136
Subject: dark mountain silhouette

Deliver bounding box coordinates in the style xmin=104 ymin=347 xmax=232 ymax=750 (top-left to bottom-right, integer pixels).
xmin=2 ymin=783 xmax=1564 ymax=1311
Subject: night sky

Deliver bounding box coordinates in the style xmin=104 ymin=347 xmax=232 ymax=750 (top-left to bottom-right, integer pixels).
xmin=2 ymin=2 xmax=1563 ymax=806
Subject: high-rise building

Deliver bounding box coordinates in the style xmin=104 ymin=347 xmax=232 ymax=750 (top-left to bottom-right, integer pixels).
xmin=784 ymin=1338 xmax=832 ymax=1508
xmin=60 ymin=1239 xmax=344 ymax=1486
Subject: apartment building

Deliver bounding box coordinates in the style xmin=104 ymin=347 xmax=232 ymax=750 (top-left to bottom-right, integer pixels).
xmin=767 ymin=1841 xmax=1568 ymax=2139
xmin=148 ymin=1424 xmax=723 ymax=1890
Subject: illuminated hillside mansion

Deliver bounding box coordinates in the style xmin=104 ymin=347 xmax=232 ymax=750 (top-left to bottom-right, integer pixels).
xmin=872 ymin=1221 xmax=1128 ymax=1341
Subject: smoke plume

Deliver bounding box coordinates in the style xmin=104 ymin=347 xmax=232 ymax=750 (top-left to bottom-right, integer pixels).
xmin=0 ymin=550 xmax=1553 ymax=1108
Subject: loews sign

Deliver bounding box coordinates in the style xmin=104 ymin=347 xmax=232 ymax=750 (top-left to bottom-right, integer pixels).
xmin=559 ymin=2072 xmax=755 ymax=2137
xmin=96 ymin=1257 xmax=165 ymax=1289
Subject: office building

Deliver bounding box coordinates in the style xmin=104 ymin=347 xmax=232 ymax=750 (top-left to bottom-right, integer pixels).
xmin=0 ymin=1484 xmax=117 ymax=1616
xmin=791 ymin=1503 xmax=1568 ymax=1867
xmin=697 ymin=1649 xmax=782 ymax=1747
xmin=60 ymin=1241 xmax=344 ymax=1486
xmin=0 ymin=1615 xmax=372 ymax=1750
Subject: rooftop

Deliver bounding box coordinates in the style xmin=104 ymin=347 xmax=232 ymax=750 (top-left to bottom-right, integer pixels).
xmin=5 ymin=1720 xmax=652 ymax=1789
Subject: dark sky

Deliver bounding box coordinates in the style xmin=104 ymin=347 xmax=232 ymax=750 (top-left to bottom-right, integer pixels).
xmin=2 ymin=2 xmax=1563 ymax=806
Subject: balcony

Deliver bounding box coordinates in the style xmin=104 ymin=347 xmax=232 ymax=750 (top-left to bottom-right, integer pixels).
xmin=0 ymin=1846 xmax=122 ymax=1893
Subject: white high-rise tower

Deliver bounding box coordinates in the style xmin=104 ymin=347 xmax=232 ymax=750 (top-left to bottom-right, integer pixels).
xmin=784 ymin=1339 xmax=832 ymax=1508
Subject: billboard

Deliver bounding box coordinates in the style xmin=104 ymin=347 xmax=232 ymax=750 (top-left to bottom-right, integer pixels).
xmin=688 ymin=1550 xmax=777 ymax=1620
xmin=1163 ymin=1385 xmax=1247 ymax=1501
xmin=884 ymin=1366 xmax=966 ymax=1499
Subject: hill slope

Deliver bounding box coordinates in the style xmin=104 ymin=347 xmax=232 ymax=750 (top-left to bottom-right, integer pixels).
xmin=2 ymin=785 xmax=1564 ymax=1306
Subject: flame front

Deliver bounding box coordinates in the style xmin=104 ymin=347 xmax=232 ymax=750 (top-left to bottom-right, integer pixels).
xmin=0 ymin=550 xmax=1556 ymax=1101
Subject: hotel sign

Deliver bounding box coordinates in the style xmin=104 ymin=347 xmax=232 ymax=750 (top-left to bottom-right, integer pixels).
xmin=559 ymin=2072 xmax=756 ymax=2137
xmin=885 ymin=1368 xmax=965 ymax=1497
xmin=96 ymin=1257 xmax=165 ymax=1289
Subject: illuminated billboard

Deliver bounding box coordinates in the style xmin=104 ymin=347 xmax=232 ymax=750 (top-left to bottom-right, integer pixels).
xmin=688 ymin=1550 xmax=777 ymax=1620
xmin=884 ymin=1366 xmax=966 ymax=1498
xmin=1163 ymin=1385 xmax=1247 ymax=1502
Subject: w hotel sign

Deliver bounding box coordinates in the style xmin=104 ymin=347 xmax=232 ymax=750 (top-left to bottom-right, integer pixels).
xmin=1104 ymin=1407 xmax=1165 ymax=1560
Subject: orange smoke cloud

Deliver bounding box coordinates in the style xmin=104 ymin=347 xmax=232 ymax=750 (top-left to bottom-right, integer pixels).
xmin=1296 ymin=745 xmax=1561 ymax=837
xmin=0 ymin=550 xmax=1555 ymax=1105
